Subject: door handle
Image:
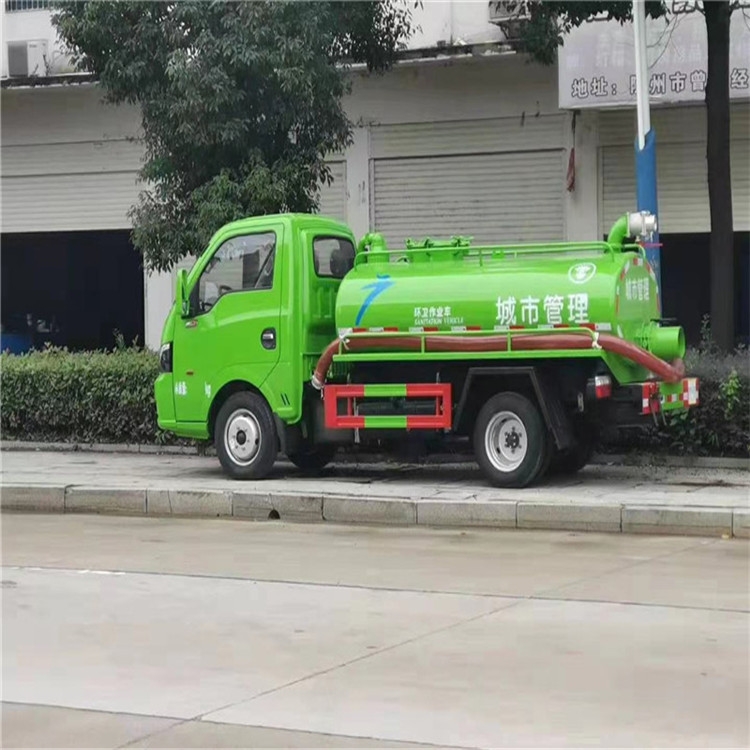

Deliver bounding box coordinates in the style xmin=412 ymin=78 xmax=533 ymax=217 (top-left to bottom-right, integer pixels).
xmin=185 ymin=320 xmax=197 ymax=329
xmin=261 ymin=328 xmax=277 ymax=350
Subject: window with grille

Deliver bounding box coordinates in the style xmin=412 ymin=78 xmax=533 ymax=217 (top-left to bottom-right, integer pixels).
xmin=5 ymin=0 xmax=51 ymax=11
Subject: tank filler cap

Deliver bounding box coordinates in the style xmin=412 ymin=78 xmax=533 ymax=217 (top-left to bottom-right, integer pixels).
xmin=627 ymin=211 xmax=658 ymax=240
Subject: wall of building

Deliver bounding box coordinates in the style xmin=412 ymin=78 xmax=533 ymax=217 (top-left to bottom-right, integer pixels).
xmin=406 ymin=0 xmax=504 ymax=49
xmin=1 ymin=6 xmax=75 ymax=77
xmin=1 ymin=54 xmax=595 ymax=349
xmin=1 ymin=0 xmax=505 ymax=79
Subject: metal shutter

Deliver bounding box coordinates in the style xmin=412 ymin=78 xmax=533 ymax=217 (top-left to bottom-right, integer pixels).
xmin=1 ymin=140 xmax=143 ymax=233
xmin=600 ymin=104 xmax=750 ymax=233
xmin=316 ymin=161 xmax=347 ymax=222
xmin=370 ymin=116 xmax=566 ymax=248
xmin=372 ymin=150 xmax=565 ymax=247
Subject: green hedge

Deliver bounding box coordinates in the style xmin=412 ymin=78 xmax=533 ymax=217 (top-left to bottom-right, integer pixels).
xmin=1 ymin=346 xmax=167 ymax=444
xmin=1 ymin=343 xmax=748 ymax=457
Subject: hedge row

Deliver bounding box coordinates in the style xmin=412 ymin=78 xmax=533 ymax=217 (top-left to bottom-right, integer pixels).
xmin=1 ymin=346 xmax=167 ymax=445
xmin=1 ymin=344 xmax=748 ymax=456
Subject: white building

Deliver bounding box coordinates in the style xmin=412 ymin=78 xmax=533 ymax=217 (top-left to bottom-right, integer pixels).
xmin=2 ymin=0 xmax=748 ymax=351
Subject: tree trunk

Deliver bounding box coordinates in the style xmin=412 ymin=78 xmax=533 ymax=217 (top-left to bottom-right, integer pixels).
xmin=704 ymin=1 xmax=735 ymax=350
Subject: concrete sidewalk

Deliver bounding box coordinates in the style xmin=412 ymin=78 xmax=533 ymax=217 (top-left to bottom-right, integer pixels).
xmin=1 ymin=449 xmax=748 ymax=537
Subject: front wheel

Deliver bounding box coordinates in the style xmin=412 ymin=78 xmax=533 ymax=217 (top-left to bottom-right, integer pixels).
xmin=215 ymin=391 xmax=278 ymax=480
xmin=473 ymin=392 xmax=548 ymax=488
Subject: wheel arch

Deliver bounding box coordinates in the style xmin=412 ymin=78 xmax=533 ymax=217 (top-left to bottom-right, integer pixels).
xmin=454 ymin=366 xmax=574 ymax=451
xmin=208 ymin=380 xmax=264 ymax=440
xmin=208 ymin=380 xmax=290 ymax=453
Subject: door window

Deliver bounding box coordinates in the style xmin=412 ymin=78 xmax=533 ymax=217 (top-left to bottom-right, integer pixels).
xmin=313 ymin=237 xmax=355 ymax=279
xmin=197 ymin=232 xmax=276 ymax=313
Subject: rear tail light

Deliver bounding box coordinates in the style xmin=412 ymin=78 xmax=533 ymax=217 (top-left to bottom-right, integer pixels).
xmin=593 ymin=375 xmax=612 ymax=399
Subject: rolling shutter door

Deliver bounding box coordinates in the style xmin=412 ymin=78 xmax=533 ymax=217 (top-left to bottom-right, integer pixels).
xmin=1 ymin=139 xmax=143 ymax=233
xmin=371 ymin=117 xmax=566 ymax=248
xmin=373 ymin=151 xmax=565 ymax=247
xmin=1 ymin=88 xmax=144 ymax=233
xmin=600 ymin=104 xmax=750 ymax=233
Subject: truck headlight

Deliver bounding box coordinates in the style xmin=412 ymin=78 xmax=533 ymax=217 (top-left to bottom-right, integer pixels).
xmin=159 ymin=342 xmax=172 ymax=373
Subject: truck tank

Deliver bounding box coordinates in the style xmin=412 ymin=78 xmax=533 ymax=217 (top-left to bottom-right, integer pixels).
xmin=330 ymin=214 xmax=685 ymax=384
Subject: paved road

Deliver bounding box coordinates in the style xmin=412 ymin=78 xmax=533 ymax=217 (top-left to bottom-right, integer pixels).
xmin=2 ymin=514 xmax=748 ymax=748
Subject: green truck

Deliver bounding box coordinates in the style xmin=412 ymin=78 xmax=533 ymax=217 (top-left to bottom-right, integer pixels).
xmin=155 ymin=211 xmax=698 ymax=487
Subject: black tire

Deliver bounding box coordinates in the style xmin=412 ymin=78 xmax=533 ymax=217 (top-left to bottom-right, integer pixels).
xmin=214 ymin=391 xmax=278 ymax=480
xmin=473 ymin=392 xmax=548 ymax=488
xmin=549 ymin=429 xmax=595 ymax=476
xmin=287 ymin=445 xmax=337 ymax=472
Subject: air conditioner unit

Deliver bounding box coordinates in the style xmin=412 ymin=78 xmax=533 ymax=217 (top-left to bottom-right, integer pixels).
xmin=7 ymin=40 xmax=48 ymax=77
xmin=488 ymin=1 xmax=528 ymax=25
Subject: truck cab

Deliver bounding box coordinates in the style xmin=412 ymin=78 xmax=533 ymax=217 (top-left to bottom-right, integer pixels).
xmin=155 ymin=214 xmax=355 ymax=473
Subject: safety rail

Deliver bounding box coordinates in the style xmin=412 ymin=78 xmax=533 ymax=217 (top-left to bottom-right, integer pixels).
xmin=353 ymin=236 xmax=643 ymax=268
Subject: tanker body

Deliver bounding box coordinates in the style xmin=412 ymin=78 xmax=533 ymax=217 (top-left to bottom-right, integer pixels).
xmin=155 ymin=211 xmax=698 ymax=487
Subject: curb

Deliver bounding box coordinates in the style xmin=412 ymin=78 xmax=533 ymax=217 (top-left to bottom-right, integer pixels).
xmin=1 ymin=484 xmax=744 ymax=538
xmin=1 ymin=440 xmax=748 ymax=472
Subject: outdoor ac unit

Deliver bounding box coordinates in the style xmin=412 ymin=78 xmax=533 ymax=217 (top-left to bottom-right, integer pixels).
xmin=488 ymin=1 xmax=528 ymax=25
xmin=7 ymin=40 xmax=48 ymax=77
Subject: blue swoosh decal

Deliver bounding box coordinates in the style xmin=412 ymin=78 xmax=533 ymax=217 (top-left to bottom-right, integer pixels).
xmin=355 ymin=274 xmax=394 ymax=326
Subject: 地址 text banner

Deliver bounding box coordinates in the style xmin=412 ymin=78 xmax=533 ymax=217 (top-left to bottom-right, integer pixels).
xmin=558 ymin=6 xmax=750 ymax=109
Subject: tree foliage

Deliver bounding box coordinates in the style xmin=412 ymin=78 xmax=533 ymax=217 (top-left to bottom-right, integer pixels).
xmin=52 ymin=1 xmax=416 ymax=272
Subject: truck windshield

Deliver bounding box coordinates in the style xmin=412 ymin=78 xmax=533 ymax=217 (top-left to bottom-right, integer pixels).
xmin=198 ymin=232 xmax=276 ymax=312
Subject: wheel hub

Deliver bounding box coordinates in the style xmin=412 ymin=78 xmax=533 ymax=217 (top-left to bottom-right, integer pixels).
xmin=225 ymin=410 xmax=261 ymax=465
xmin=504 ymin=428 xmax=521 ymax=451
xmin=485 ymin=411 xmax=528 ymax=473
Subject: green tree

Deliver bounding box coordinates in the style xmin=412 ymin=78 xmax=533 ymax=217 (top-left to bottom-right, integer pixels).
xmin=52 ymin=1 xmax=416 ymax=272
xmin=504 ymin=0 xmax=739 ymax=350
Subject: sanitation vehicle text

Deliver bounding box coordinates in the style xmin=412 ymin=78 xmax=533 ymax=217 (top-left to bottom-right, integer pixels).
xmin=155 ymin=212 xmax=698 ymax=487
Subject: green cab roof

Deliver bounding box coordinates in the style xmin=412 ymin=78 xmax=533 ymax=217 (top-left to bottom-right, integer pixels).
xmin=217 ymin=212 xmax=353 ymax=238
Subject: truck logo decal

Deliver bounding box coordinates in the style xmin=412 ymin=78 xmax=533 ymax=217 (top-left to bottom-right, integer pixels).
xmin=355 ymin=274 xmax=394 ymax=326
xmin=568 ymin=262 xmax=597 ymax=284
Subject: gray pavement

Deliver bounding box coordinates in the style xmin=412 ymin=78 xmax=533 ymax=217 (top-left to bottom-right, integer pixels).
xmin=2 ymin=514 xmax=748 ymax=748
xmin=1 ymin=449 xmax=749 ymax=536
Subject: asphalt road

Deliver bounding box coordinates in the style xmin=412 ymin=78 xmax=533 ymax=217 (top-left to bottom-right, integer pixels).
xmin=2 ymin=514 xmax=748 ymax=748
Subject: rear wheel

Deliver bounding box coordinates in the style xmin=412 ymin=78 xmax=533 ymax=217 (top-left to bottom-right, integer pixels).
xmin=473 ymin=392 xmax=548 ymax=488
xmin=287 ymin=445 xmax=337 ymax=472
xmin=215 ymin=391 xmax=278 ymax=480
xmin=549 ymin=425 xmax=595 ymax=476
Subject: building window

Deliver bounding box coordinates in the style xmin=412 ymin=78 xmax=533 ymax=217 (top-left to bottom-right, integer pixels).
xmin=5 ymin=0 xmax=51 ymax=11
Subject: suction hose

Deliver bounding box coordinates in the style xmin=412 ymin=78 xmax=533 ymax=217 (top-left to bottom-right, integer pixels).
xmin=311 ymin=332 xmax=685 ymax=390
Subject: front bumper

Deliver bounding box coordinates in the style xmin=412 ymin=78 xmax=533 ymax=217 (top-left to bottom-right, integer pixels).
xmin=154 ymin=373 xmax=175 ymax=429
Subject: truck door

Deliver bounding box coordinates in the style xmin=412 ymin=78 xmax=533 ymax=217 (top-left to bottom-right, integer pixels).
xmin=172 ymin=227 xmax=283 ymax=424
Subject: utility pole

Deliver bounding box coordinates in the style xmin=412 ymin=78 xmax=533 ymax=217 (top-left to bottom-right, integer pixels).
xmin=633 ymin=0 xmax=662 ymax=308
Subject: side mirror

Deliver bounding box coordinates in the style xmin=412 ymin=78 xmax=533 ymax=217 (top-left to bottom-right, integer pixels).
xmin=176 ymin=269 xmax=190 ymax=318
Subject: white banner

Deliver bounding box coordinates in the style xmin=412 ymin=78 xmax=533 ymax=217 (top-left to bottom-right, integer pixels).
xmin=558 ymin=6 xmax=750 ymax=109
